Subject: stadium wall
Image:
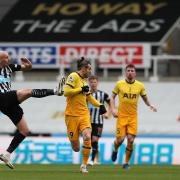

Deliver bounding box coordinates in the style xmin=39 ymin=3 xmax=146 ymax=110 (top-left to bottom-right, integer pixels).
xmin=0 ymin=81 xmax=179 ymax=134
xmin=0 ymin=135 xmax=180 ymax=165
xmin=0 ymin=81 xmax=180 ymax=165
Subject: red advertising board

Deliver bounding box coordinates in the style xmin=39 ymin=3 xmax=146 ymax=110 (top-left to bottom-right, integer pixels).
xmin=59 ymin=43 xmax=151 ymax=68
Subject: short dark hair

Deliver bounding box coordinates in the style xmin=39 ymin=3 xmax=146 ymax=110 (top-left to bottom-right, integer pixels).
xmin=88 ymin=75 xmax=98 ymax=81
xmin=125 ymin=64 xmax=136 ymax=70
xmin=77 ymin=57 xmax=91 ymax=70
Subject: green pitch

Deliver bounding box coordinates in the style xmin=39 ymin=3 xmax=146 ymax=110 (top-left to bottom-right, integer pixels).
xmin=0 ymin=164 xmax=180 ymax=180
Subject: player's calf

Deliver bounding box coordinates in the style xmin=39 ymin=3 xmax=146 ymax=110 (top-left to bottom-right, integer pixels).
xmin=111 ymin=150 xmax=118 ymax=162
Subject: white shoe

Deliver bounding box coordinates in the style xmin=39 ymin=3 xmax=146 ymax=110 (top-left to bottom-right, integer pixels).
xmin=80 ymin=164 xmax=88 ymax=173
xmin=94 ymin=161 xmax=100 ymax=165
xmin=55 ymin=76 xmax=66 ymax=96
xmin=88 ymin=160 xmax=94 ymax=166
xmin=0 ymin=152 xmax=14 ymax=169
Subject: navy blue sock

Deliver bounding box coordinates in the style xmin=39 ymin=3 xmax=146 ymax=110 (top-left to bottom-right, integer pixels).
xmin=91 ymin=141 xmax=98 ymax=161
xmin=7 ymin=131 xmax=26 ymax=153
xmin=31 ymin=89 xmax=54 ymax=98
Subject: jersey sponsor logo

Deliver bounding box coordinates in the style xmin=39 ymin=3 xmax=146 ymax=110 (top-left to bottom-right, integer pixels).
xmin=68 ymin=76 xmax=74 ymax=83
xmin=123 ymin=93 xmax=137 ymax=99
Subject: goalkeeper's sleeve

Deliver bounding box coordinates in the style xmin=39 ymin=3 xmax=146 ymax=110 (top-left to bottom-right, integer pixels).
xmin=64 ymin=85 xmax=82 ymax=97
xmin=86 ymin=94 xmax=101 ymax=107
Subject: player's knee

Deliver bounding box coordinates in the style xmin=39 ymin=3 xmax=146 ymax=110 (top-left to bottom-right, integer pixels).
xmin=71 ymin=142 xmax=80 ymax=152
xmin=127 ymin=137 xmax=135 ymax=144
xmin=116 ymin=137 xmax=124 ymax=145
xmin=16 ymin=89 xmax=32 ymax=103
xmin=83 ymin=133 xmax=91 ymax=141
xmin=20 ymin=129 xmax=30 ymax=137
xmin=127 ymin=142 xmax=134 ymax=151
xmin=129 ymin=139 xmax=134 ymax=144
xmin=72 ymin=146 xmax=80 ymax=152
xmin=17 ymin=89 xmax=31 ymax=96
xmin=82 ymin=128 xmax=91 ymax=141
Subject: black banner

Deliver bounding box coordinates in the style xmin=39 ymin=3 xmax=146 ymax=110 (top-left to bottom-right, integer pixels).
xmin=0 ymin=0 xmax=179 ymax=42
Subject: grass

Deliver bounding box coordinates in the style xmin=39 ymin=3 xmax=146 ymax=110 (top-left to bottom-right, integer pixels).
xmin=0 ymin=164 xmax=180 ymax=180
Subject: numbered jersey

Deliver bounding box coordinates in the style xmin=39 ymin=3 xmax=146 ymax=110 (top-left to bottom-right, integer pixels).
xmin=113 ymin=79 xmax=146 ymax=117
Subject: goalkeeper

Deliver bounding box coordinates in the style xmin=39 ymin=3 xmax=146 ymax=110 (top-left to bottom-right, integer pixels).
xmin=63 ymin=57 xmax=106 ymax=173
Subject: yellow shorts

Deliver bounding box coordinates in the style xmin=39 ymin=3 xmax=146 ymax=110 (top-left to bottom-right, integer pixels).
xmin=65 ymin=115 xmax=91 ymax=141
xmin=116 ymin=116 xmax=137 ymax=137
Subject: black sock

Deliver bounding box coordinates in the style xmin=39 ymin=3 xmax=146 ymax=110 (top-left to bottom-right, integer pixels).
xmin=7 ymin=131 xmax=26 ymax=153
xmin=91 ymin=141 xmax=98 ymax=161
xmin=31 ymin=89 xmax=54 ymax=98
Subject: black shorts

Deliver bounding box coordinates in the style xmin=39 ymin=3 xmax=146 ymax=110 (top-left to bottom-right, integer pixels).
xmin=91 ymin=123 xmax=103 ymax=137
xmin=0 ymin=91 xmax=24 ymax=125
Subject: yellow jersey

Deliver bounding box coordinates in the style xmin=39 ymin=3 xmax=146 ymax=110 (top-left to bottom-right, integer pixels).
xmin=113 ymin=79 xmax=146 ymax=117
xmin=64 ymin=72 xmax=89 ymax=116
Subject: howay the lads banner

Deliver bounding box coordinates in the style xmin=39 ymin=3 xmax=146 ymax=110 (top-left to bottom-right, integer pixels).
xmin=0 ymin=0 xmax=180 ymax=42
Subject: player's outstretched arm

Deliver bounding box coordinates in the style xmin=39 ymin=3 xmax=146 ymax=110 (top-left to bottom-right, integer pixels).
xmin=141 ymin=95 xmax=157 ymax=112
xmin=20 ymin=57 xmax=32 ymax=71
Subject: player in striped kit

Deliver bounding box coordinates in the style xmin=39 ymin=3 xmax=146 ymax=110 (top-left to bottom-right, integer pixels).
xmin=0 ymin=51 xmax=64 ymax=169
xmin=87 ymin=75 xmax=110 ymax=166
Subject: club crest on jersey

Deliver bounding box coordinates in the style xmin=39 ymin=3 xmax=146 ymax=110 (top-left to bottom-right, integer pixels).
xmin=123 ymin=93 xmax=137 ymax=99
xmin=68 ymin=76 xmax=74 ymax=83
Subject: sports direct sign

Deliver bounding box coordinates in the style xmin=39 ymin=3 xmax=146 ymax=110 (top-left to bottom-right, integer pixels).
xmin=0 ymin=43 xmax=151 ymax=69
xmin=59 ymin=43 xmax=151 ymax=68
xmin=0 ymin=43 xmax=58 ymax=68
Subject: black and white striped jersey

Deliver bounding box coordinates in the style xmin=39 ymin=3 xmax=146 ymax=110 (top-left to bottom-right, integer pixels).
xmin=88 ymin=90 xmax=110 ymax=125
xmin=0 ymin=64 xmax=21 ymax=93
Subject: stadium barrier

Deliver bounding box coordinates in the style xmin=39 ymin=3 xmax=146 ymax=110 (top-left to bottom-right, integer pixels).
xmin=0 ymin=135 xmax=180 ymax=165
xmin=0 ymin=81 xmax=180 ymax=134
xmin=13 ymin=54 xmax=180 ymax=82
xmin=150 ymin=55 xmax=180 ymax=82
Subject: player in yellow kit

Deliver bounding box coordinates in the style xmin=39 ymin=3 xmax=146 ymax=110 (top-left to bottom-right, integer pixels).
xmin=110 ymin=64 xmax=157 ymax=169
xmin=63 ymin=57 xmax=106 ymax=173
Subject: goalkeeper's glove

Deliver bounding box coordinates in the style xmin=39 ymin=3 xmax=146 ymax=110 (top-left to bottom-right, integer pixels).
xmin=99 ymin=105 xmax=107 ymax=115
xmin=81 ymin=85 xmax=89 ymax=93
